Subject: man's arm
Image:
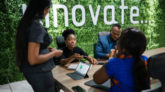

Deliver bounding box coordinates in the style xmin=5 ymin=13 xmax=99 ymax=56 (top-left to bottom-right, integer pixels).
xmin=95 ymin=37 xmax=108 ymax=59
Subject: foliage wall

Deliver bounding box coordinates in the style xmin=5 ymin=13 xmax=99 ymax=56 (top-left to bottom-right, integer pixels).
xmin=0 ymin=0 xmax=165 ymax=84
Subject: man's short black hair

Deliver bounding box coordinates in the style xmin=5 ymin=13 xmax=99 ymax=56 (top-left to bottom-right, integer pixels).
xmin=111 ymin=23 xmax=121 ymax=31
xmin=62 ymin=29 xmax=75 ymax=40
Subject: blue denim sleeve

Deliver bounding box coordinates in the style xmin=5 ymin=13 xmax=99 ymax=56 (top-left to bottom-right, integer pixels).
xmin=95 ymin=37 xmax=107 ymax=59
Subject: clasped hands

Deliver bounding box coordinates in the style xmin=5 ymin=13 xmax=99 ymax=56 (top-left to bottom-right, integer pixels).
xmin=105 ymin=46 xmax=118 ymax=63
xmin=106 ymin=46 xmax=118 ymax=58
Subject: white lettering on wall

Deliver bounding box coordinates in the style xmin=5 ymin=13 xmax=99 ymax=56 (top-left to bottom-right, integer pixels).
xmin=53 ymin=4 xmax=68 ymax=28
xmin=130 ymin=6 xmax=139 ymax=24
xmin=22 ymin=4 xmax=27 ymax=15
xmin=104 ymin=5 xmax=118 ymax=25
xmin=22 ymin=0 xmax=148 ymax=28
xmin=120 ymin=0 xmax=128 ymax=24
xmin=72 ymin=5 xmax=85 ymax=27
xmin=45 ymin=14 xmax=49 ymax=28
xmin=89 ymin=5 xmax=100 ymax=25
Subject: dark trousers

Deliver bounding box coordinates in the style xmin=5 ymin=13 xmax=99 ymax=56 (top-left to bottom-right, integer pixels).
xmin=23 ymin=71 xmax=55 ymax=92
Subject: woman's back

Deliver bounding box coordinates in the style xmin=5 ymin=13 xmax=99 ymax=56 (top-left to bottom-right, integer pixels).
xmin=105 ymin=55 xmax=149 ymax=92
xmin=93 ymin=27 xmax=150 ymax=92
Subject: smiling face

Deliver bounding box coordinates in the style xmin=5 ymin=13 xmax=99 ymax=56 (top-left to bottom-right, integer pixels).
xmin=65 ymin=34 xmax=76 ymax=49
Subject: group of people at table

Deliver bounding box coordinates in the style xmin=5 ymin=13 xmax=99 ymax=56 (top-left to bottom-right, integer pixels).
xmin=15 ymin=0 xmax=151 ymax=92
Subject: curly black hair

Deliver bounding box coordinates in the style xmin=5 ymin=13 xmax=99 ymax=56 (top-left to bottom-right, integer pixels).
xmin=62 ymin=29 xmax=75 ymax=40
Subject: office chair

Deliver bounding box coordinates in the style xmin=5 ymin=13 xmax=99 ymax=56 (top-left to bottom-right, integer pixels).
xmin=94 ymin=31 xmax=110 ymax=58
xmin=142 ymin=53 xmax=165 ymax=92
xmin=53 ymin=36 xmax=66 ymax=65
xmin=56 ymin=36 xmax=66 ymax=49
xmin=98 ymin=31 xmax=110 ymax=38
xmin=93 ymin=43 xmax=97 ymax=58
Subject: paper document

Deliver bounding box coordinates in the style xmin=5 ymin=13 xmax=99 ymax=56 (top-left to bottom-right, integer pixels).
xmin=68 ymin=64 xmax=78 ymax=69
xmin=68 ymin=63 xmax=92 ymax=69
xmin=90 ymin=65 xmax=92 ymax=69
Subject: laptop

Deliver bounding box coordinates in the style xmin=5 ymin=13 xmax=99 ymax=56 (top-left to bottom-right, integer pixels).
xmin=66 ymin=62 xmax=91 ymax=80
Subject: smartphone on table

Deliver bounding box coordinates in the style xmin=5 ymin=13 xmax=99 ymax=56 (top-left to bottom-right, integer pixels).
xmin=97 ymin=63 xmax=104 ymax=65
xmin=72 ymin=86 xmax=86 ymax=92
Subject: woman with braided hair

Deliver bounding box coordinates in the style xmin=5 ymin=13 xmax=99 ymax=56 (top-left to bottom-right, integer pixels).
xmin=93 ymin=27 xmax=150 ymax=92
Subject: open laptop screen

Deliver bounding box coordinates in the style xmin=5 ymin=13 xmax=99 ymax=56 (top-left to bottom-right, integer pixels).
xmin=75 ymin=62 xmax=91 ymax=77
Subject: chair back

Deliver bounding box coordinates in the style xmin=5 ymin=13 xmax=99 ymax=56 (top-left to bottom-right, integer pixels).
xmin=148 ymin=53 xmax=165 ymax=85
xmin=93 ymin=43 xmax=97 ymax=58
xmin=94 ymin=31 xmax=110 ymax=59
xmin=145 ymin=53 xmax=165 ymax=92
xmin=98 ymin=31 xmax=110 ymax=38
xmin=56 ymin=36 xmax=66 ymax=49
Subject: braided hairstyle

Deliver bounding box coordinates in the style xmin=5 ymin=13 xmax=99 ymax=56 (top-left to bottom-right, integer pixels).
xmin=117 ymin=27 xmax=150 ymax=92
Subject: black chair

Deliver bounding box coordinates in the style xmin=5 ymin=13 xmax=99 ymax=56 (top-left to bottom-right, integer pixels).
xmin=94 ymin=31 xmax=110 ymax=58
xmin=98 ymin=31 xmax=110 ymax=38
xmin=53 ymin=36 xmax=66 ymax=65
xmin=56 ymin=36 xmax=66 ymax=49
xmin=142 ymin=53 xmax=165 ymax=92
xmin=93 ymin=43 xmax=97 ymax=58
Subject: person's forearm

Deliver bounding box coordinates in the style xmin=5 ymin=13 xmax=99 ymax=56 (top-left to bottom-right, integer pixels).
xmin=86 ymin=56 xmax=92 ymax=62
xmin=60 ymin=55 xmax=75 ymax=66
xmin=28 ymin=51 xmax=56 ymax=65
xmin=96 ymin=52 xmax=107 ymax=58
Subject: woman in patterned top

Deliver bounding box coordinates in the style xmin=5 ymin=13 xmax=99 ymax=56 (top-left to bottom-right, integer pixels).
xmin=93 ymin=27 xmax=150 ymax=92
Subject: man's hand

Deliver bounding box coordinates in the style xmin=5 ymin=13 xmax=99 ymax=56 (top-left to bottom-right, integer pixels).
xmin=90 ymin=58 xmax=97 ymax=65
xmin=113 ymin=46 xmax=118 ymax=58
xmin=109 ymin=49 xmax=115 ymax=57
xmin=106 ymin=54 xmax=110 ymax=57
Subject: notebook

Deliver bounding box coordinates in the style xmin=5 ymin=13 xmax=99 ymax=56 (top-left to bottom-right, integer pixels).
xmin=84 ymin=79 xmax=111 ymax=91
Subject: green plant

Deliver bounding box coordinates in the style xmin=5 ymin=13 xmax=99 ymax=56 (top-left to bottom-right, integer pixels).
xmin=0 ymin=0 xmax=165 ymax=84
